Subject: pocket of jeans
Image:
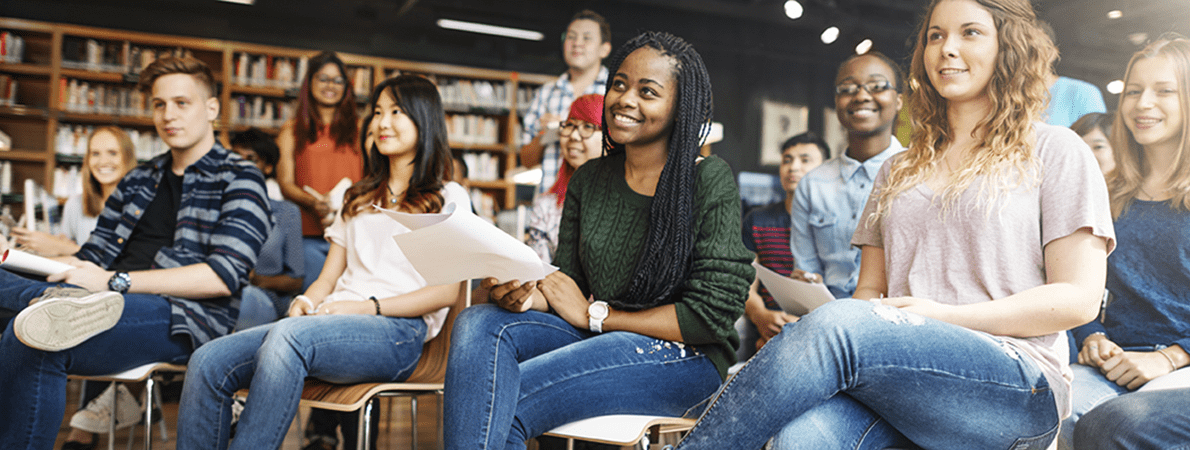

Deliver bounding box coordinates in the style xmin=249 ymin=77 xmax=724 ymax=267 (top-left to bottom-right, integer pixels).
xmin=1007 ymin=422 xmax=1058 ymax=450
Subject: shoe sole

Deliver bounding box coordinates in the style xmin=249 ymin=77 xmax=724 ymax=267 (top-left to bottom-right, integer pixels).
xmin=14 ymin=292 xmax=124 ymax=351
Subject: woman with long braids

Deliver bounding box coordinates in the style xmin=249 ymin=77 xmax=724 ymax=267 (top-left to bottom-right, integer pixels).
xmin=676 ymin=0 xmax=1113 ymax=449
xmin=442 ymin=31 xmax=753 ymax=449
xmin=175 ymin=75 xmax=468 ymax=450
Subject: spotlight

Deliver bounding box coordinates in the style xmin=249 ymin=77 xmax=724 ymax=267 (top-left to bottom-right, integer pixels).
xmin=437 ymin=19 xmax=544 ymax=41
xmin=821 ymin=26 xmax=839 ymax=45
xmin=784 ymin=1 xmax=804 ymax=20
xmin=1107 ymin=80 xmax=1124 ymax=95
xmin=1107 ymin=10 xmax=1123 ymax=19
xmin=856 ymin=39 xmax=873 ymax=55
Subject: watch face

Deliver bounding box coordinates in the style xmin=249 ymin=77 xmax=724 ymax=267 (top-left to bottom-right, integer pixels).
xmin=589 ymin=301 xmax=609 ymax=319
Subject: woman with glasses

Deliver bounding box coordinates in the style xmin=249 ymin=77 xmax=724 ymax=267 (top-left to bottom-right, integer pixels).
xmin=788 ymin=52 xmax=905 ymax=299
xmin=526 ymin=94 xmax=603 ymax=265
xmin=273 ymin=50 xmax=365 ymax=450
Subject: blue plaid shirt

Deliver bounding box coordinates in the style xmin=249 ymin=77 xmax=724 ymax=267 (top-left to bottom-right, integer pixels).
xmin=77 ymin=142 xmax=271 ymax=348
xmin=521 ymin=66 xmax=608 ymax=194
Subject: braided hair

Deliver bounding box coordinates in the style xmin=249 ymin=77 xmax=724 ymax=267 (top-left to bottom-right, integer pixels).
xmin=603 ymin=31 xmax=713 ymax=310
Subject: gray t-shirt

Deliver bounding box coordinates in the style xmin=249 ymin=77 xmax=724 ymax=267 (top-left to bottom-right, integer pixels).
xmin=852 ymin=122 xmax=1116 ymax=418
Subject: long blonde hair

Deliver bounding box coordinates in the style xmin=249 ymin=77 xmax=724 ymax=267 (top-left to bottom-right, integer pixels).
xmin=870 ymin=0 xmax=1056 ymax=220
xmin=1107 ymin=33 xmax=1190 ymax=219
xmin=82 ymin=126 xmax=137 ymax=217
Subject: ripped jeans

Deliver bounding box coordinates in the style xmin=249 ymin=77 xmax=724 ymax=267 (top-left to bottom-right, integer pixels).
xmin=443 ymin=304 xmax=722 ymax=450
xmin=677 ymin=299 xmax=1059 ymax=450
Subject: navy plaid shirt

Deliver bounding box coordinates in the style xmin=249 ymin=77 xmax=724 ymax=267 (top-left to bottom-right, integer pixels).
xmin=77 ymin=142 xmax=271 ymax=348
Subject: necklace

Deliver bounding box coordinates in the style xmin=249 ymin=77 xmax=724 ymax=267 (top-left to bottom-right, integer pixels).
xmin=386 ymin=184 xmax=400 ymax=204
xmin=1140 ymin=184 xmax=1167 ymax=201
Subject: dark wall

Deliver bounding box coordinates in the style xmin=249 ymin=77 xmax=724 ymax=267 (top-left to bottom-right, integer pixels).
xmin=6 ymin=0 xmax=919 ymax=176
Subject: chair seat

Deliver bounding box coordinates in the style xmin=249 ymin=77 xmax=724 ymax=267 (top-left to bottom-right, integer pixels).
xmin=292 ymin=379 xmax=444 ymax=412
xmin=68 ymin=362 xmax=186 ymax=382
xmin=542 ymin=415 xmax=697 ymax=446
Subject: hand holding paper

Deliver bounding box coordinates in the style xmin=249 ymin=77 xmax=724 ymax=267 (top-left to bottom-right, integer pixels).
xmin=1 ymin=249 xmax=74 ymax=277
xmin=752 ymin=261 xmax=835 ymax=316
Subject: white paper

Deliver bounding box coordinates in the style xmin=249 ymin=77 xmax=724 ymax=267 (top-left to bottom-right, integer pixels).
xmin=2 ymin=249 xmax=74 ymax=277
xmin=752 ymin=261 xmax=835 ymax=315
xmin=382 ymin=203 xmax=557 ymax=286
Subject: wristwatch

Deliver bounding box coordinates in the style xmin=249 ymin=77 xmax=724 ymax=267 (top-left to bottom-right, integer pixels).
xmin=588 ymin=301 xmax=610 ymax=333
xmin=108 ymin=272 xmax=131 ymax=294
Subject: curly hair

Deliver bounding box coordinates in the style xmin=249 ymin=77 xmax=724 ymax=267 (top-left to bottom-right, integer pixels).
xmin=292 ymin=51 xmax=359 ymax=155
xmin=870 ymin=0 xmax=1056 ymax=220
xmin=602 ymin=31 xmax=713 ymax=310
xmin=341 ymin=75 xmax=450 ymax=219
xmin=1108 ymin=33 xmax=1190 ymax=218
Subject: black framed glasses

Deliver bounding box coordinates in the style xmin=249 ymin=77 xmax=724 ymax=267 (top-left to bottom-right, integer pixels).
xmin=559 ymin=120 xmax=599 ymax=139
xmin=834 ymin=80 xmax=894 ymax=96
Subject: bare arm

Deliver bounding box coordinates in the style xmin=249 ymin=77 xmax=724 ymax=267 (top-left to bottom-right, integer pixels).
xmin=317 ymin=282 xmax=459 ymax=317
xmin=520 ymin=133 xmax=546 ymax=168
xmin=250 ymin=271 xmax=303 ymax=293
xmin=852 ymin=245 xmax=887 ymax=301
xmin=48 ymin=261 xmax=232 ymax=298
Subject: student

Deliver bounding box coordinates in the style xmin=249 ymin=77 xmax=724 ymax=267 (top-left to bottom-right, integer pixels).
xmin=676 ymin=1 xmax=1113 ymax=448
xmin=740 ymin=132 xmax=827 ymax=354
xmin=1040 ymin=22 xmax=1108 ymax=128
xmin=443 ymin=31 xmax=754 ymax=449
xmin=520 ymin=9 xmax=611 ymax=194
xmin=526 ymin=93 xmax=603 ymax=265
xmin=275 ymin=51 xmax=362 ymax=292
xmin=1071 ymin=111 xmax=1116 ymax=174
xmin=1074 ymin=388 xmax=1190 ymax=450
xmin=790 ymin=51 xmax=905 ymax=299
xmin=1059 ymin=34 xmax=1190 ymax=450
xmin=229 ymin=128 xmax=304 ymax=329
xmin=176 ymin=75 xmax=469 ymax=450
xmin=0 ymin=56 xmax=270 ymax=450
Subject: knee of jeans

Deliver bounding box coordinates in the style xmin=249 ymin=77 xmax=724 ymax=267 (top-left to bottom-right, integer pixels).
xmin=256 ymin=319 xmax=308 ymax=363
xmin=453 ymin=304 xmax=506 ymax=342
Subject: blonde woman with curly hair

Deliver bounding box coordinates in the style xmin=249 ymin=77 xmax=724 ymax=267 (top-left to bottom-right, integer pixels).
xmin=675 ymin=1 xmax=1114 ymax=449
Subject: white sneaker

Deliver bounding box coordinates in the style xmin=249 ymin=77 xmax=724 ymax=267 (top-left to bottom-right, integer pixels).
xmin=13 ymin=291 xmax=123 ymax=351
xmin=69 ymin=383 xmax=143 ymax=434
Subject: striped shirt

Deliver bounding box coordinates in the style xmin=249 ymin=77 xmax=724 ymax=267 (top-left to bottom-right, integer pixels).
xmin=77 ymin=142 xmax=271 ymax=348
xmin=521 ymin=66 xmax=608 ymax=194
xmin=742 ymin=202 xmax=794 ymax=310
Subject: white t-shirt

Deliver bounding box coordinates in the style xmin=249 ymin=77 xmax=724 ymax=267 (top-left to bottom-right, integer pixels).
xmin=852 ymin=123 xmax=1116 ymax=418
xmin=322 ymin=182 xmax=471 ymax=342
xmin=61 ymin=194 xmax=99 ymax=246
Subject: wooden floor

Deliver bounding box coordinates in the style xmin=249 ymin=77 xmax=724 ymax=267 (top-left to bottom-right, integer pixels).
xmin=54 ymin=379 xmax=444 ymax=450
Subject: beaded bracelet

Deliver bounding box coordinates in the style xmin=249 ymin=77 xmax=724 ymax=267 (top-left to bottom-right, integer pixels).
xmin=369 ymin=296 xmax=382 ymax=315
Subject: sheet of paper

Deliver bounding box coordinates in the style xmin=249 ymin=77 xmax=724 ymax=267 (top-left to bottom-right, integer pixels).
xmin=382 ymin=203 xmax=557 ymax=286
xmin=2 ymin=249 xmax=74 ymax=277
xmin=752 ymin=261 xmax=835 ymax=316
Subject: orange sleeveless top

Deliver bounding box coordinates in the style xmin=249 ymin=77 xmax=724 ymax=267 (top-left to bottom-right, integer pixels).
xmin=294 ymin=127 xmax=363 ymax=235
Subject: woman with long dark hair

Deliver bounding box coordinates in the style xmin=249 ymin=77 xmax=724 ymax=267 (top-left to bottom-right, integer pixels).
xmin=175 ymin=75 xmax=468 ymax=450
xmin=442 ymin=31 xmax=754 ymax=449
xmin=676 ymin=0 xmax=1114 ymax=448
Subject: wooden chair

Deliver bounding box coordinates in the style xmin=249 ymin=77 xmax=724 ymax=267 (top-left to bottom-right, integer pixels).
xmin=542 ymin=415 xmax=697 ymax=450
xmin=69 ymin=362 xmax=187 ymax=450
xmin=253 ymin=281 xmax=470 ymax=450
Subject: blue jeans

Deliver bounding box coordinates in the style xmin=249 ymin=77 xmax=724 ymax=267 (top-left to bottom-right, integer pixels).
xmin=0 ymin=270 xmax=192 ymax=450
xmin=175 ymin=314 xmax=427 ymax=450
xmin=234 ymin=285 xmax=278 ymax=331
xmin=676 ymin=300 xmax=1059 ymax=450
xmin=1073 ymin=388 xmax=1190 ymax=450
xmin=302 ymin=237 xmax=330 ymax=293
xmin=443 ymin=304 xmax=722 ymax=450
xmin=1060 ymin=358 xmax=1190 ymax=450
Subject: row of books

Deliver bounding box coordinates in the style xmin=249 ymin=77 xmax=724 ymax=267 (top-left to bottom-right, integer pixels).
xmin=230 ymin=95 xmax=295 ymax=129
xmin=439 ymin=78 xmax=511 ymax=111
xmin=59 ymin=78 xmax=149 ymax=116
xmin=61 ymin=37 xmax=194 ymax=73
xmin=232 ymin=53 xmax=307 ymax=89
xmin=54 ymin=124 xmax=169 ymax=161
xmin=1 ymin=31 xmax=25 ymax=64
xmin=459 ymin=151 xmax=502 ymax=182
xmin=0 ymin=74 xmax=17 ymax=107
xmin=446 ymin=114 xmax=501 ymax=146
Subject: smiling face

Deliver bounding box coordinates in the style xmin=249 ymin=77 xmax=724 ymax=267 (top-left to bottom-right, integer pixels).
xmin=563 ymin=19 xmax=611 ymax=72
xmin=835 ymin=55 xmax=902 ymax=137
xmin=605 ymin=47 xmax=678 ymax=150
xmin=87 ymin=130 xmax=130 ymax=187
xmin=923 ymin=0 xmax=999 ymax=108
xmin=559 ymin=119 xmax=603 ymax=169
xmin=371 ymin=88 xmax=419 ymax=159
xmin=151 ymin=73 xmax=219 ymax=153
xmin=311 ymin=63 xmax=347 ymax=107
xmin=1121 ymin=56 xmax=1184 ymax=156
xmin=1080 ymin=127 xmax=1116 ymax=174
xmin=780 ymin=143 xmax=825 ymax=194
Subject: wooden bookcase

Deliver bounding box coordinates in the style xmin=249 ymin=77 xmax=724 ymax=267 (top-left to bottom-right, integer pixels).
xmin=0 ymin=17 xmax=554 ymax=217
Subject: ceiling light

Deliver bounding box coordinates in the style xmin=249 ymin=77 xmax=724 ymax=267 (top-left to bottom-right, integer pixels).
xmin=217 ymin=0 xmax=254 ymax=4
xmin=1107 ymin=80 xmax=1124 ymax=94
xmin=784 ymin=1 xmax=804 ymax=20
xmin=437 ymin=19 xmax=544 ymax=41
xmin=821 ymin=26 xmax=839 ymax=45
xmin=1128 ymin=32 xmax=1149 ymax=46
xmin=855 ymin=39 xmax=873 ymax=55
xmin=1107 ymin=10 xmax=1123 ymax=19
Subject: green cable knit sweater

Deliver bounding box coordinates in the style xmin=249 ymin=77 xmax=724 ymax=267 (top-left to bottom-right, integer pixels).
xmin=553 ymin=152 xmax=755 ymax=380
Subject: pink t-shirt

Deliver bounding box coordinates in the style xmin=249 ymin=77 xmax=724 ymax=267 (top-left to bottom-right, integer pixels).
xmin=852 ymin=122 xmax=1116 ymax=418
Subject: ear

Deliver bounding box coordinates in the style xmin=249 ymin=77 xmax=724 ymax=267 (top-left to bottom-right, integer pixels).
xmin=262 ymin=163 xmax=276 ymax=178
xmin=205 ymin=96 xmax=220 ymax=122
xmin=894 ymin=93 xmax=904 ymax=112
xmin=599 ymin=41 xmax=612 ymax=59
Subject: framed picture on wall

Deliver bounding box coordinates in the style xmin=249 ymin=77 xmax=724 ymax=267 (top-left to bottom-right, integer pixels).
xmin=760 ymin=100 xmax=808 ymax=166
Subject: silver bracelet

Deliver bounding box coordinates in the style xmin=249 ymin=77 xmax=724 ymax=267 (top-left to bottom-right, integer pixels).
xmin=1158 ymin=348 xmax=1178 ymax=371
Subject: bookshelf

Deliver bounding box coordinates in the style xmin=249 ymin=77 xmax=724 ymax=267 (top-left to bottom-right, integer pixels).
xmin=0 ymin=17 xmax=555 ymax=219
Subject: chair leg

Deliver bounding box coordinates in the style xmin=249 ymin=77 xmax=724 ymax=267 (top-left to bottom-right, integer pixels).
xmin=436 ymin=392 xmax=444 ymax=450
xmin=410 ymin=395 xmax=418 ymax=450
xmin=108 ymin=381 xmax=118 ymax=450
xmin=359 ymin=398 xmax=375 ymax=450
xmin=153 ymin=382 xmax=167 ymax=442
xmin=144 ymin=377 xmax=156 ymax=450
